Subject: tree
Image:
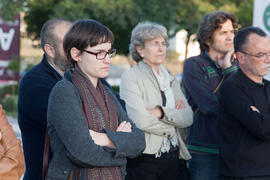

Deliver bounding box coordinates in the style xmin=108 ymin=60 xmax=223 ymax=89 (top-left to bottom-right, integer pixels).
xmin=2 ymin=0 xmax=182 ymax=54
xmin=1 ymin=0 xmax=254 ymax=56
xmin=0 ymin=0 xmax=24 ymax=20
xmin=175 ymin=0 xmax=215 ymax=59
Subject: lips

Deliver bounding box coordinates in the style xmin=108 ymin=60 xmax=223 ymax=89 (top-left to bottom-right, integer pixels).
xmin=101 ymin=67 xmax=110 ymax=71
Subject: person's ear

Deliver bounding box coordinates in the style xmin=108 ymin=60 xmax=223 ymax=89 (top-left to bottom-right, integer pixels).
xmin=44 ymin=44 xmax=55 ymax=60
xmin=70 ymin=47 xmax=81 ymax=62
xmin=205 ymin=40 xmax=211 ymax=47
xmin=236 ymin=52 xmax=245 ymax=65
xmin=136 ymin=46 xmax=144 ymax=57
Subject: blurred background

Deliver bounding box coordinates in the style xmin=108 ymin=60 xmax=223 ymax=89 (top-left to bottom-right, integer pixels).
xmin=0 ymin=0 xmax=264 ymax=117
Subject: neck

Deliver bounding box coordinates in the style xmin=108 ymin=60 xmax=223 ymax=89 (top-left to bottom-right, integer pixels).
xmin=152 ymin=65 xmax=159 ymax=74
xmin=208 ymin=50 xmax=225 ymax=62
xmin=88 ymin=75 xmax=98 ymax=87
xmin=143 ymin=60 xmax=160 ymax=74
xmin=47 ymin=58 xmax=64 ymax=75
xmin=241 ymin=68 xmax=263 ymax=84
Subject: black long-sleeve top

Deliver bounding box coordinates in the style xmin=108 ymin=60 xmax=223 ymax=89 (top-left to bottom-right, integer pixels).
xmin=218 ymin=69 xmax=270 ymax=177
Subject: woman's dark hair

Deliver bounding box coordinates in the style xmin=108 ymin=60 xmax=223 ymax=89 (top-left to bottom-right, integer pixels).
xmin=197 ymin=11 xmax=238 ymax=52
xmin=63 ymin=19 xmax=114 ymax=67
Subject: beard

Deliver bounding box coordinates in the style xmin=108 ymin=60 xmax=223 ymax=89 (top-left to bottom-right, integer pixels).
xmin=245 ymin=58 xmax=267 ymax=77
xmin=53 ymin=49 xmax=72 ymax=72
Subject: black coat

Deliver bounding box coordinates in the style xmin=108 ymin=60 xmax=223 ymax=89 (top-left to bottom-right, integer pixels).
xmin=18 ymin=55 xmax=62 ymax=180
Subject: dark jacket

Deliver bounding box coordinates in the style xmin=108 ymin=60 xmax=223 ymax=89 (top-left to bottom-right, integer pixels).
xmin=219 ymin=69 xmax=270 ymax=177
xmin=18 ymin=55 xmax=126 ymax=180
xmin=46 ymin=70 xmax=145 ymax=180
xmin=182 ymin=52 xmax=237 ymax=154
xmin=18 ymin=55 xmax=62 ymax=180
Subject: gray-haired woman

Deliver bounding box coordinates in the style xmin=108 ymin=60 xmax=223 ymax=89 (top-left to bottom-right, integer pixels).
xmin=120 ymin=21 xmax=193 ymax=180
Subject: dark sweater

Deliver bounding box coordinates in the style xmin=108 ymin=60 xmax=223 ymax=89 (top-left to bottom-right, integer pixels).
xmin=18 ymin=55 xmax=62 ymax=180
xmin=182 ymin=52 xmax=237 ymax=154
xmin=219 ymin=69 xmax=270 ymax=177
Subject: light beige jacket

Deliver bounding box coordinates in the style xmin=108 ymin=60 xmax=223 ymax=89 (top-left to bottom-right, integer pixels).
xmin=120 ymin=61 xmax=193 ymax=160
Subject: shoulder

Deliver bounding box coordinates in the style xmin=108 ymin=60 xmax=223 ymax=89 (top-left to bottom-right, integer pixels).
xmin=264 ymin=78 xmax=270 ymax=84
xmin=184 ymin=54 xmax=206 ymax=66
xmin=121 ymin=64 xmax=140 ymax=80
xmin=220 ymin=72 xmax=239 ymax=94
xmin=51 ymin=78 xmax=76 ymax=95
xmin=20 ymin=63 xmax=56 ymax=88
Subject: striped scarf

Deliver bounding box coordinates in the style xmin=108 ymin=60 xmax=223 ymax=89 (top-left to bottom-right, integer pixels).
xmin=72 ymin=65 xmax=122 ymax=180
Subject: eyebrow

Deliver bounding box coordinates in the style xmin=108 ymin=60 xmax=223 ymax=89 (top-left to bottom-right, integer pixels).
xmin=87 ymin=48 xmax=112 ymax=52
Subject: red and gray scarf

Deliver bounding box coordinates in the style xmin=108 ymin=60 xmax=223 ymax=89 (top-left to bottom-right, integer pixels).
xmin=72 ymin=65 xmax=122 ymax=180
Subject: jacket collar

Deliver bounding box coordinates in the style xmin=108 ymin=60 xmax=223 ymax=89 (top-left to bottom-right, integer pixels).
xmin=236 ymin=69 xmax=265 ymax=88
xmin=40 ymin=54 xmax=62 ymax=80
xmin=202 ymin=52 xmax=222 ymax=69
xmin=137 ymin=61 xmax=175 ymax=89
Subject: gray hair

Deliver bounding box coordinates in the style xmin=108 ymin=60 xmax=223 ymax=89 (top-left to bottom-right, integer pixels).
xmin=129 ymin=21 xmax=168 ymax=62
xmin=40 ymin=18 xmax=71 ymax=51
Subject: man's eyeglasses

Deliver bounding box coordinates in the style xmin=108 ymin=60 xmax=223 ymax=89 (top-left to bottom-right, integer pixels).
xmin=82 ymin=48 xmax=116 ymax=60
xmin=240 ymin=51 xmax=270 ymax=61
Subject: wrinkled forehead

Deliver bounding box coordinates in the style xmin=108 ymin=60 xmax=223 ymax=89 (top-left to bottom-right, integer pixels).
xmin=246 ymin=34 xmax=270 ymax=52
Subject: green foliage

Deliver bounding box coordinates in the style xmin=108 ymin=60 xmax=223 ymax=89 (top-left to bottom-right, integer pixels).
xmin=0 ymin=84 xmax=19 ymax=114
xmin=10 ymin=0 xmax=183 ymax=54
xmin=1 ymin=95 xmax=18 ymax=113
xmin=0 ymin=0 xmax=24 ymax=20
xmin=25 ymin=63 xmax=35 ymax=72
xmin=8 ymin=55 xmax=20 ymax=73
xmin=111 ymin=86 xmax=119 ymax=93
xmin=236 ymin=0 xmax=254 ymax=28
xmin=1 ymin=0 xmax=254 ymax=55
xmin=0 ymin=84 xmax=19 ymax=98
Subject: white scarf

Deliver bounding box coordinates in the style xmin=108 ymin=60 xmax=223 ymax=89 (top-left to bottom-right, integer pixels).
xmin=153 ymin=65 xmax=179 ymax=157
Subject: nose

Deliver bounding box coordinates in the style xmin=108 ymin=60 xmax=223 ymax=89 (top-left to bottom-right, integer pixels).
xmin=265 ymin=54 xmax=270 ymax=63
xmin=226 ymin=32 xmax=234 ymax=41
xmin=103 ymin=54 xmax=111 ymax=64
xmin=158 ymin=44 xmax=166 ymax=51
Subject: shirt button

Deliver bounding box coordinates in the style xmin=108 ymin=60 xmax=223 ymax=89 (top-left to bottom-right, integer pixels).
xmin=63 ymin=170 xmax=68 ymax=174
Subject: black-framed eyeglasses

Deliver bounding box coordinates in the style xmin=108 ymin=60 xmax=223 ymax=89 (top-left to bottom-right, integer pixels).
xmin=82 ymin=48 xmax=116 ymax=60
xmin=240 ymin=51 xmax=270 ymax=60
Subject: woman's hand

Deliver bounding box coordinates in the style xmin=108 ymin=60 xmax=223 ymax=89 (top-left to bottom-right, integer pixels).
xmin=116 ymin=121 xmax=132 ymax=132
xmin=89 ymin=121 xmax=132 ymax=148
xmin=175 ymin=99 xmax=186 ymax=110
xmin=147 ymin=107 xmax=162 ymax=118
xmin=89 ymin=130 xmax=116 ymax=148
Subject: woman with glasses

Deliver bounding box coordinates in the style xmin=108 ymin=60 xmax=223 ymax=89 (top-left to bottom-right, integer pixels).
xmin=46 ymin=19 xmax=145 ymax=180
xmin=120 ymin=21 xmax=193 ymax=180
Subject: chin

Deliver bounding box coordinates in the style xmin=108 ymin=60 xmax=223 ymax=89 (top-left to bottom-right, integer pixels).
xmin=99 ymin=73 xmax=109 ymax=79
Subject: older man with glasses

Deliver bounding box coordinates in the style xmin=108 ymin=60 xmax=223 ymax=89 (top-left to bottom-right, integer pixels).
xmin=218 ymin=26 xmax=270 ymax=180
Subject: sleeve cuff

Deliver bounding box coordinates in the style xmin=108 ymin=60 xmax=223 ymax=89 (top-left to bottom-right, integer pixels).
xmin=223 ymin=65 xmax=237 ymax=75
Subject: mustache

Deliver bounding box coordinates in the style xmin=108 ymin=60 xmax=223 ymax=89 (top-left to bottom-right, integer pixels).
xmin=261 ymin=64 xmax=270 ymax=69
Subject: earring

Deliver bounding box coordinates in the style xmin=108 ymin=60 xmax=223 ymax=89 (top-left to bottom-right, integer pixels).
xmin=141 ymin=54 xmax=144 ymax=57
